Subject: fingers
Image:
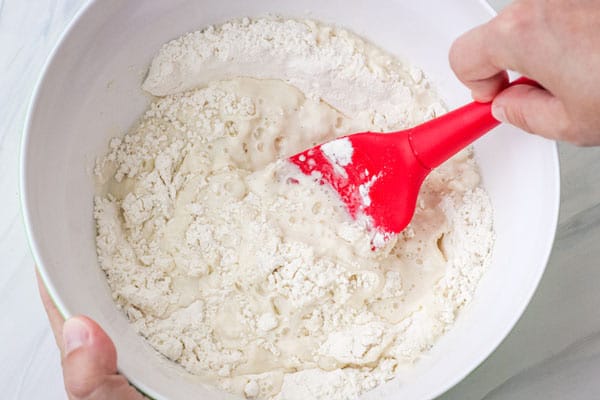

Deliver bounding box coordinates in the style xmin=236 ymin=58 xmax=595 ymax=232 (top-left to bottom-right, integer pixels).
xmin=37 ymin=270 xmax=144 ymax=399
xmin=449 ymin=24 xmax=513 ymax=102
xmin=491 ymin=84 xmax=570 ymax=141
xmin=449 ymin=2 xmax=534 ymax=102
xmin=36 ymin=268 xmax=65 ymax=354
xmin=449 ymin=2 xmax=578 ymax=142
xmin=61 ymin=316 xmax=145 ymax=400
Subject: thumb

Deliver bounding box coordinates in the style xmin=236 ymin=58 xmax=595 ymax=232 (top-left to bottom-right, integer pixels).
xmin=62 ymin=316 xmax=145 ymax=400
xmin=491 ymin=84 xmax=571 ymax=142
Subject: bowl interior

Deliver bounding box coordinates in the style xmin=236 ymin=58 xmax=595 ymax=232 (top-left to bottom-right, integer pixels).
xmin=22 ymin=0 xmax=559 ymax=399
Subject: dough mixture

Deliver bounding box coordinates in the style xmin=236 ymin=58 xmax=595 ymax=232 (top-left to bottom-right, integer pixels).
xmin=94 ymin=18 xmax=494 ymax=400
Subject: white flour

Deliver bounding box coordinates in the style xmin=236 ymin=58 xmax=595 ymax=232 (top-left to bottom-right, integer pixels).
xmin=318 ymin=138 xmax=354 ymax=168
xmin=94 ymin=18 xmax=494 ymax=400
xmin=142 ymin=18 xmax=445 ymax=130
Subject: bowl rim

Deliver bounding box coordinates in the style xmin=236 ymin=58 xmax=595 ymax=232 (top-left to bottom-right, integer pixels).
xmin=19 ymin=1 xmax=561 ymax=399
xmin=21 ymin=3 xmax=91 ymax=317
xmin=19 ymin=1 xmax=158 ymax=398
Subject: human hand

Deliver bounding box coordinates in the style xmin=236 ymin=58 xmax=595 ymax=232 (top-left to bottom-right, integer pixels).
xmin=449 ymin=0 xmax=600 ymax=145
xmin=36 ymin=271 xmax=145 ymax=400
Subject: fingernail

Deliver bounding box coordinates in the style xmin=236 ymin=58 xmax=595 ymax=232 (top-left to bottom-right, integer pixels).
xmin=491 ymin=103 xmax=507 ymax=123
xmin=63 ymin=317 xmax=91 ymax=355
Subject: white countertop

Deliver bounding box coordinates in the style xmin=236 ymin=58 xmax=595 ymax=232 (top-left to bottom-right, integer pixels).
xmin=3 ymin=1 xmax=600 ymax=399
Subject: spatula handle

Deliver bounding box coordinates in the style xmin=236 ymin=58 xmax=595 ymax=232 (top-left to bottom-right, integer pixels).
xmin=407 ymin=77 xmax=539 ymax=170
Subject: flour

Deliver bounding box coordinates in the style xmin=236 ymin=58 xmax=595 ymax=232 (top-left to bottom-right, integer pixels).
xmin=321 ymin=138 xmax=354 ymax=168
xmin=358 ymin=175 xmax=379 ymax=208
xmin=94 ymin=17 xmax=494 ymax=400
xmin=142 ymin=18 xmax=445 ymax=130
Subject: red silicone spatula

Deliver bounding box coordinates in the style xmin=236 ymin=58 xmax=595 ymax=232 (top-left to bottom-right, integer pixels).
xmin=289 ymin=77 xmax=536 ymax=243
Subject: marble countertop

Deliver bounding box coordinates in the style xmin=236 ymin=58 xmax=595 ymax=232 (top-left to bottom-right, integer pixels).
xmin=2 ymin=0 xmax=600 ymax=399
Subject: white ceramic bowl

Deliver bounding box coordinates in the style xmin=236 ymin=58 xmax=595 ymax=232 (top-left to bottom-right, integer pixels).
xmin=21 ymin=1 xmax=560 ymax=399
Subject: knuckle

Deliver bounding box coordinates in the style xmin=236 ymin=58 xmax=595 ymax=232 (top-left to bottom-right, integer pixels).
xmin=448 ymin=41 xmax=460 ymax=72
xmin=448 ymin=37 xmax=468 ymax=76
xmin=63 ymin=371 xmax=98 ymax=399
xmin=66 ymin=381 xmax=95 ymax=400
xmin=491 ymin=2 xmax=534 ymax=40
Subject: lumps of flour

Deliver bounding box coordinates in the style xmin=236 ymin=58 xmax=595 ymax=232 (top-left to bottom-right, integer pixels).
xmin=142 ymin=17 xmax=446 ymax=131
xmin=321 ymin=138 xmax=354 ymax=167
xmin=94 ymin=17 xmax=495 ymax=400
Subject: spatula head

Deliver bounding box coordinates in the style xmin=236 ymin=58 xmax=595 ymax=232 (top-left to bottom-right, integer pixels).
xmin=289 ymin=131 xmax=429 ymax=244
